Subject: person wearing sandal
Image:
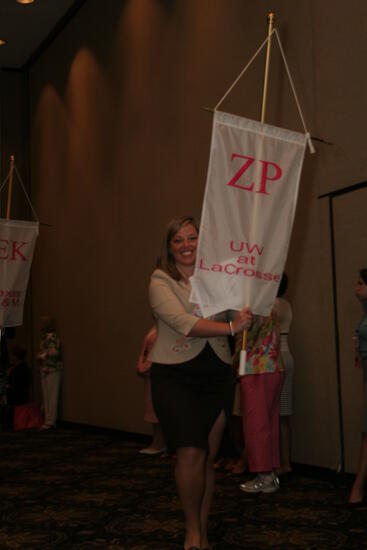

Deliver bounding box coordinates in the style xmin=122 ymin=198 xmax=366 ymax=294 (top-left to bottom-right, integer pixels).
xmin=148 ymin=216 xmax=252 ymax=550
xmin=349 ymin=268 xmax=367 ymax=506
xmin=234 ymin=308 xmax=284 ymax=494
xmin=136 ymin=326 xmax=167 ymax=455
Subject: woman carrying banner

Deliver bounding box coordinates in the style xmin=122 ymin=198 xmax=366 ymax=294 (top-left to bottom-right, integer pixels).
xmin=148 ymin=216 xmax=252 ymax=550
xmin=349 ymin=268 xmax=367 ymax=506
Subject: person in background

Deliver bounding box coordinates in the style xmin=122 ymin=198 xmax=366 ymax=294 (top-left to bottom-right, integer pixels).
xmin=7 ymin=346 xmax=30 ymax=407
xmin=235 ymin=305 xmax=284 ymax=494
xmin=0 ymin=328 xmax=15 ymax=407
xmin=217 ymin=385 xmax=248 ymax=475
xmin=149 ymin=216 xmax=252 ymax=550
xmin=349 ymin=268 xmax=367 ymax=506
xmin=37 ymin=316 xmax=63 ymax=430
xmin=273 ymin=273 xmax=294 ymax=477
xmin=136 ymin=326 xmax=166 ymax=455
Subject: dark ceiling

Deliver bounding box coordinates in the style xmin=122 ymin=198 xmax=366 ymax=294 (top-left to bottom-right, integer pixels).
xmin=0 ymin=0 xmax=84 ymax=70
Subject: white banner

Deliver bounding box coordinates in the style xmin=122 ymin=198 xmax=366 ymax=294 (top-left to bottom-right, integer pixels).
xmin=190 ymin=111 xmax=307 ymax=317
xmin=0 ymin=220 xmax=39 ymax=327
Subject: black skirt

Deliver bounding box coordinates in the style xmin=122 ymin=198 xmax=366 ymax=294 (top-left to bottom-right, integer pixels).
xmin=151 ymin=343 xmax=234 ymax=451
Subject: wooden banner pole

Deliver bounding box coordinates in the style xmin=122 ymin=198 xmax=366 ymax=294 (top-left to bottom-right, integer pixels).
xmin=260 ymin=12 xmax=275 ymax=123
xmin=239 ymin=14 xmax=275 ymax=373
xmin=6 ymin=155 xmax=15 ymax=221
xmin=0 ymin=154 xmax=15 ymax=342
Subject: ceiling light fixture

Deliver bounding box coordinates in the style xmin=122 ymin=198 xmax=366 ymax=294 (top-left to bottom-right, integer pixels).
xmin=16 ymin=0 xmax=35 ymax=4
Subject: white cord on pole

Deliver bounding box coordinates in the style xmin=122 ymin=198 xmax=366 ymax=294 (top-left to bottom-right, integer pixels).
xmin=213 ymin=27 xmax=315 ymax=154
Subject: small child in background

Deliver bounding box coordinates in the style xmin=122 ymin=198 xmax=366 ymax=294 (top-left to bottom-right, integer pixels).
xmin=37 ymin=316 xmax=63 ymax=430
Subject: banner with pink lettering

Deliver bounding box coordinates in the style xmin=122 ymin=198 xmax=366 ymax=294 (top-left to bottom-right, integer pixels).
xmin=0 ymin=220 xmax=39 ymax=327
xmin=190 ymin=111 xmax=307 ymax=316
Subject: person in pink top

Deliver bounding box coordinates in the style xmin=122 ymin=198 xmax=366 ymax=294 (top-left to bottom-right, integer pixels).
xmin=136 ymin=327 xmax=166 ymax=455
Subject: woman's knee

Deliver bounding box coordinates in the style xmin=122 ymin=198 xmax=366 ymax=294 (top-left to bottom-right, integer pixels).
xmin=208 ymin=410 xmax=226 ymax=458
xmin=177 ymin=446 xmax=206 ymax=468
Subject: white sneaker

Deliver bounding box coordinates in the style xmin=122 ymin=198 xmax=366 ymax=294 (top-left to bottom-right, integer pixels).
xmin=138 ymin=446 xmax=167 ymax=455
xmin=240 ymin=473 xmax=279 ymax=494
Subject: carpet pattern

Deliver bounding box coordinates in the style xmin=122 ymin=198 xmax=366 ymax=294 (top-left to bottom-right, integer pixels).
xmin=0 ymin=425 xmax=366 ymax=549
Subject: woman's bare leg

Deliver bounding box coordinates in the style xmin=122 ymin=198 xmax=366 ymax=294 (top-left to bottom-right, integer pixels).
xmin=175 ymin=446 xmax=206 ymax=549
xmin=349 ymin=432 xmax=367 ymax=503
xmin=200 ymin=410 xmax=226 ymax=549
xmin=151 ymin=423 xmax=166 ymax=449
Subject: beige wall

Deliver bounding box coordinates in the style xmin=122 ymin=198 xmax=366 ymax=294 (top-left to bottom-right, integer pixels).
xmin=26 ymin=0 xmax=367 ymax=470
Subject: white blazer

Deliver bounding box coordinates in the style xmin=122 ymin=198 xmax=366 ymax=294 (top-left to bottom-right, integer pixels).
xmin=148 ymin=269 xmax=232 ymax=365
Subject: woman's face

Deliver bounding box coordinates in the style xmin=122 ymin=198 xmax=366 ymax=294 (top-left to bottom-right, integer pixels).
xmin=169 ymin=223 xmax=198 ymax=269
xmin=356 ymin=277 xmax=367 ymax=301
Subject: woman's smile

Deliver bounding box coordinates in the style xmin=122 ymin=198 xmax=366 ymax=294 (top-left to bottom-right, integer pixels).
xmin=170 ymin=223 xmax=198 ymax=269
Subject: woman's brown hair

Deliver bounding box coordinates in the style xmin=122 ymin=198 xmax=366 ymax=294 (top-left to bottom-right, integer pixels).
xmin=157 ymin=216 xmax=199 ymax=281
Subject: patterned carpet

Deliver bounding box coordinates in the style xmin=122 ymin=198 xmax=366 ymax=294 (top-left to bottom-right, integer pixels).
xmin=0 ymin=424 xmax=366 ymax=549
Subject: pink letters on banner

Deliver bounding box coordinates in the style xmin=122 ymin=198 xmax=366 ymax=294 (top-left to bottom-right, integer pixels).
xmin=227 ymin=154 xmax=282 ymax=195
xmin=199 ymin=259 xmax=280 ymax=282
xmin=0 ymin=289 xmax=21 ymax=308
xmin=198 ymin=238 xmax=279 ymax=281
xmin=230 ymin=240 xmax=264 ymax=255
xmin=0 ymin=240 xmax=28 ymax=261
